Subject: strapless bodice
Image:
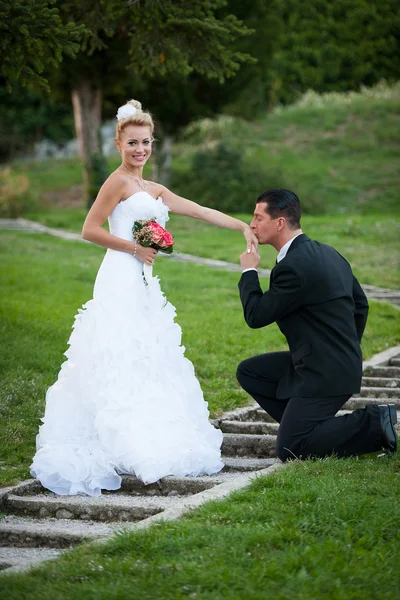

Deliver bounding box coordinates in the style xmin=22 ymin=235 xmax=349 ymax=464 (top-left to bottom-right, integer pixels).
xmin=108 ymin=191 xmax=170 ymax=241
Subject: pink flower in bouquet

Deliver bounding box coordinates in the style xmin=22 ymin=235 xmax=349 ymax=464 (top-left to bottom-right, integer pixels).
xmin=159 ymin=231 xmax=174 ymax=248
xmin=133 ymin=218 xmax=174 ymax=254
xmin=147 ymin=222 xmax=166 ymax=245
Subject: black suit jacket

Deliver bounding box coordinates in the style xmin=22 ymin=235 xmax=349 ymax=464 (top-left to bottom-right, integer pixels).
xmin=238 ymin=234 xmax=369 ymax=398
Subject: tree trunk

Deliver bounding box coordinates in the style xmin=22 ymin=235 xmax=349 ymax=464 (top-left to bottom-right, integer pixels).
xmin=152 ymin=128 xmax=173 ymax=187
xmin=71 ymin=81 xmax=108 ymax=207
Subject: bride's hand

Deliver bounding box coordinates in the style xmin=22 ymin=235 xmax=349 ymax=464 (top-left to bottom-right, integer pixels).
xmin=243 ymin=225 xmax=258 ymax=252
xmin=135 ymin=244 xmax=158 ymax=266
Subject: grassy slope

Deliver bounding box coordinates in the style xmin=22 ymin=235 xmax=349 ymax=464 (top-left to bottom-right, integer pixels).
xmin=0 ymin=232 xmax=399 ymax=487
xmin=251 ymin=93 xmax=400 ymax=215
xmin=176 ymin=85 xmax=400 ymax=215
xmin=16 ymin=85 xmax=400 ymax=218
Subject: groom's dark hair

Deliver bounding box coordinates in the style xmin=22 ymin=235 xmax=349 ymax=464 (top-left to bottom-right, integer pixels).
xmin=256 ymin=188 xmax=301 ymax=230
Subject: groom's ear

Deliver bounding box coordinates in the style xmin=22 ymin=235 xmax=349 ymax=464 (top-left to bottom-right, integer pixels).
xmin=276 ymin=217 xmax=286 ymax=231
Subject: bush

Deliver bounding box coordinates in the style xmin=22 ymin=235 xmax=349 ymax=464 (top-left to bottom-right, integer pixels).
xmin=171 ymin=143 xmax=285 ymax=213
xmin=0 ymin=168 xmax=36 ymax=217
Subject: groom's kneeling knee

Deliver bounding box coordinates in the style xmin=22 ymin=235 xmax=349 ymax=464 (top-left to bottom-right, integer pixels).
xmin=276 ymin=442 xmax=296 ymax=462
xmin=276 ymin=431 xmax=302 ymax=463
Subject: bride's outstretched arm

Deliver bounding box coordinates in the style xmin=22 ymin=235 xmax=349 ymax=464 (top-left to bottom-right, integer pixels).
xmin=160 ymin=187 xmax=258 ymax=251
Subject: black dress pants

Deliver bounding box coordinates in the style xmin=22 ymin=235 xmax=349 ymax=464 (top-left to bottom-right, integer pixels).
xmin=236 ymin=352 xmax=383 ymax=462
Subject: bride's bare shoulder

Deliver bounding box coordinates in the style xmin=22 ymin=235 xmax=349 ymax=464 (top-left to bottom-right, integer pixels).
xmin=90 ymin=170 xmax=130 ymax=209
xmin=146 ymin=181 xmax=166 ymax=197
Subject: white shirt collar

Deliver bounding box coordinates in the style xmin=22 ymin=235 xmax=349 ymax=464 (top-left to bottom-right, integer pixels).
xmin=276 ymin=232 xmax=303 ymax=263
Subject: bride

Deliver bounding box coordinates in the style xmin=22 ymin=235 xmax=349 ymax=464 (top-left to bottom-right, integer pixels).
xmin=31 ymin=99 xmax=258 ymax=496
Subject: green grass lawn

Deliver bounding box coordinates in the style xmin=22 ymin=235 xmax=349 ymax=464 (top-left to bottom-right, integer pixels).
xmin=1 ymin=456 xmax=399 ymax=599
xmin=0 ymin=231 xmax=399 ymax=488
xmin=1 ymin=231 xmax=399 ymax=598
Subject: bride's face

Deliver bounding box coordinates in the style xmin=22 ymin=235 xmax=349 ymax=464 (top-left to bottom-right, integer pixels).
xmin=116 ymin=125 xmax=152 ymax=169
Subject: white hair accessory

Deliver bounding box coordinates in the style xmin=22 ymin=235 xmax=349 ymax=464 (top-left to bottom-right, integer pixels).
xmin=116 ymin=104 xmax=137 ymax=121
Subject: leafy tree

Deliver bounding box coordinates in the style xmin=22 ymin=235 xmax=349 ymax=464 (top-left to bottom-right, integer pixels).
xmin=211 ymin=0 xmax=282 ymax=117
xmin=53 ymin=0 xmax=254 ymax=205
xmin=268 ymin=0 xmax=400 ymax=104
xmin=0 ymin=0 xmax=83 ymax=91
xmin=0 ymin=83 xmax=74 ymax=162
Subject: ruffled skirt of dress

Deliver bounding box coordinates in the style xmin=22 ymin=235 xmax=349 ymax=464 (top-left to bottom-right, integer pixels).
xmin=30 ymin=250 xmax=223 ymax=496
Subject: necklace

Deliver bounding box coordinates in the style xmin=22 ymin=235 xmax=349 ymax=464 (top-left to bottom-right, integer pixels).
xmin=122 ymin=164 xmax=147 ymax=190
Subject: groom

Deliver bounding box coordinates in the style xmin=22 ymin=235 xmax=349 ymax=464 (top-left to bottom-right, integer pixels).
xmin=237 ymin=188 xmax=397 ymax=461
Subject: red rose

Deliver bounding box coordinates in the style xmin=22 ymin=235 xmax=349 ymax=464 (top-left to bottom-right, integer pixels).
xmin=147 ymin=222 xmax=164 ymax=244
xmin=162 ymin=231 xmax=174 ymax=247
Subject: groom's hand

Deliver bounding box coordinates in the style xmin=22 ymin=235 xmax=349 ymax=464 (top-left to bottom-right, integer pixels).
xmin=240 ymin=246 xmax=260 ymax=270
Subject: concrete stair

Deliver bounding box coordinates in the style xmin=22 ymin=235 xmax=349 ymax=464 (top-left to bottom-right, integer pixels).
xmin=219 ymin=421 xmax=279 ymax=435
xmin=0 ymin=517 xmax=117 ymax=548
xmin=361 ymin=377 xmax=400 ymax=388
xmin=222 ymin=433 xmax=277 ymax=457
xmin=364 ymin=366 xmax=400 ymax=378
xmin=0 ymin=547 xmax=63 ymax=571
xmin=1 ymin=349 xmax=399 ymax=574
xmin=221 ymin=457 xmax=278 ymax=471
xmin=2 ymin=494 xmax=179 ymax=523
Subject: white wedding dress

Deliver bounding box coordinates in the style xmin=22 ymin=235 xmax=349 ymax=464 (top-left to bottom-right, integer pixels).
xmin=31 ymin=192 xmax=223 ymax=496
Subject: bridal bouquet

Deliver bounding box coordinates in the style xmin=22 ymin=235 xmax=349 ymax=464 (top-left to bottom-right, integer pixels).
xmin=133 ymin=218 xmax=174 ymax=285
xmin=132 ymin=218 xmax=174 ymax=254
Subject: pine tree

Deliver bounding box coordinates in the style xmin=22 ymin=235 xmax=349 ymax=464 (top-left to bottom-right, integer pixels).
xmin=0 ymin=0 xmax=82 ymax=91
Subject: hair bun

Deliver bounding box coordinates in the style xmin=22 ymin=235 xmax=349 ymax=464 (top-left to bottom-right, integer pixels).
xmin=127 ymin=99 xmax=142 ymax=111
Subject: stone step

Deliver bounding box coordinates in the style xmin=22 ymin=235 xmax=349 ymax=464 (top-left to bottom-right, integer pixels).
xmin=218 ymin=420 xmax=279 ymax=435
xmin=222 ymin=457 xmax=280 ymax=472
xmin=118 ymin=474 xmax=225 ymax=496
xmin=219 ymin=398 xmax=400 ymax=425
xmin=221 ymin=408 xmax=400 ymax=428
xmin=361 ymin=377 xmax=400 ymax=388
xmin=2 ymin=493 xmax=178 ymax=523
xmin=0 ymin=547 xmax=63 ymax=572
xmin=222 ymin=433 xmax=276 ymax=457
xmin=390 ymin=358 xmax=400 ymax=367
xmin=0 ymin=516 xmax=117 ymax=548
xmin=364 ymin=366 xmax=400 ymax=378
xmin=343 ymin=397 xmax=400 ymax=410
xmin=216 ymin=407 xmax=275 ymax=424
xmin=6 ymin=475 xmax=226 ymax=499
xmin=356 ymin=387 xmax=400 ymax=399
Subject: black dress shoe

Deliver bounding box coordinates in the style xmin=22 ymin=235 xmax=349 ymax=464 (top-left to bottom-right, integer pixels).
xmin=378 ymin=404 xmax=398 ymax=456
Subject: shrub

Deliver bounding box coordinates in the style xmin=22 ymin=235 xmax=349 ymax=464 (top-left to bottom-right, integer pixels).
xmin=0 ymin=167 xmax=36 ymax=217
xmin=171 ymin=143 xmax=285 ymax=213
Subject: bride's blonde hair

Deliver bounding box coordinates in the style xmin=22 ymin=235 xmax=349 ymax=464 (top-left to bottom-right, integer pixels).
xmin=116 ymin=99 xmax=155 ymax=139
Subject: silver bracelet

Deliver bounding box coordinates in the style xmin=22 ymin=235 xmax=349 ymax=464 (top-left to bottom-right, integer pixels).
xmin=133 ymin=242 xmax=137 ymax=257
